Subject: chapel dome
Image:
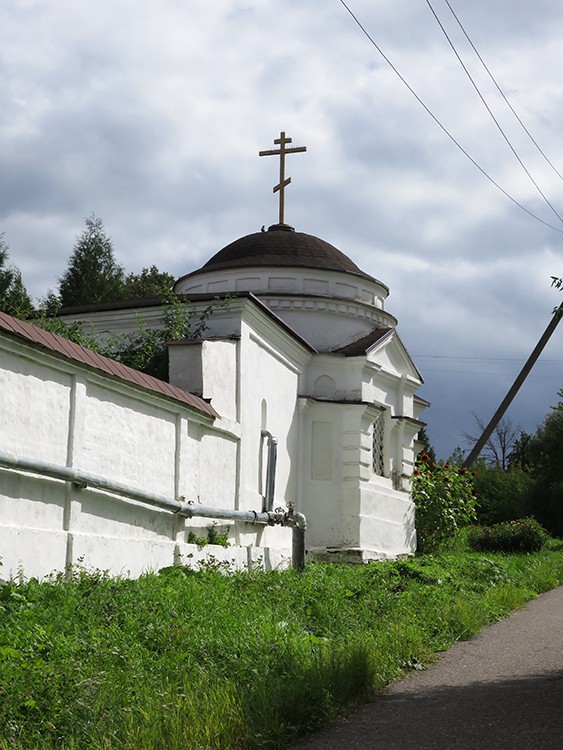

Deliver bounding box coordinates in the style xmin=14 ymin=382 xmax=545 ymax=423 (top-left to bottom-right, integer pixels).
xmin=174 ymin=222 xmax=395 ymax=350
xmin=179 ymin=223 xmax=382 ymax=287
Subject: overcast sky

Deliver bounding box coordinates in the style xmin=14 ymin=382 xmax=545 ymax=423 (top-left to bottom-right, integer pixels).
xmin=2 ymin=0 xmax=562 ymax=459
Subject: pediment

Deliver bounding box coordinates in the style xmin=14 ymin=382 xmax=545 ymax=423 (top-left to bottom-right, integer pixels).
xmin=364 ymin=329 xmax=423 ymax=383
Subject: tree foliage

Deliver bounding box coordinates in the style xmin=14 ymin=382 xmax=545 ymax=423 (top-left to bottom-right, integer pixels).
xmin=473 ymin=462 xmax=531 ymax=526
xmin=121 ymin=265 xmax=175 ymax=300
xmin=0 ymin=233 xmax=33 ymax=317
xmin=57 ymin=215 xmax=125 ymax=307
xmin=2 ymin=216 xmax=176 ymax=316
xmin=521 ymin=390 xmax=563 ymax=536
xmin=36 ymin=294 xmax=229 ymax=381
xmin=527 ymin=392 xmax=563 ymax=479
xmin=507 ymin=430 xmax=534 ymax=470
xmin=467 ymin=392 xmax=563 ymax=537
xmin=53 ymin=216 xmax=176 ymax=308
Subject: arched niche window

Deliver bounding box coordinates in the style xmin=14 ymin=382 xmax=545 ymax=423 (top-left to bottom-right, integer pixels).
xmin=313 ymin=375 xmax=336 ymax=400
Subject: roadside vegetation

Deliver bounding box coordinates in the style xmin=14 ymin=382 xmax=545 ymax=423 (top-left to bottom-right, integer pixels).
xmin=2 ymin=395 xmax=562 ymax=750
xmin=2 ymin=240 xmax=562 ymax=748
xmin=1 ymin=541 xmax=562 ymax=750
xmin=461 ymin=390 xmax=563 ymax=539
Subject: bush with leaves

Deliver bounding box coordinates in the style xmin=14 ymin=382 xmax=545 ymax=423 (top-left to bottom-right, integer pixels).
xmin=519 ymin=389 xmax=563 ymax=537
xmin=33 ymin=310 xmax=103 ymax=351
xmin=102 ymin=293 xmax=229 ymax=380
xmin=468 ymin=518 xmax=549 ymax=554
xmin=412 ymin=453 xmax=477 ymax=553
xmin=473 ymin=462 xmax=532 ymax=526
xmin=35 ymin=293 xmax=230 ymax=381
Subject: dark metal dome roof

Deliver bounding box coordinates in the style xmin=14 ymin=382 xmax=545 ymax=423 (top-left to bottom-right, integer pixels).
xmin=183 ymin=224 xmax=382 ymax=285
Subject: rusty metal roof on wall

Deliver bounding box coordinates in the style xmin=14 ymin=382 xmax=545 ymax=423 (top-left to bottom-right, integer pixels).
xmin=0 ymin=312 xmax=218 ymax=419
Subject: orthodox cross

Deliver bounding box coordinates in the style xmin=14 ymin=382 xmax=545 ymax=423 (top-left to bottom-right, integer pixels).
xmin=259 ymin=131 xmax=307 ymax=225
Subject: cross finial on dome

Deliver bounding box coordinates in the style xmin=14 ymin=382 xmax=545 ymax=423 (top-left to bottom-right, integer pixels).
xmin=259 ymin=131 xmax=307 ymax=225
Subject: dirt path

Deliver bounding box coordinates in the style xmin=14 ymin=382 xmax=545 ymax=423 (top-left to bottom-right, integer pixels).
xmin=291 ymin=586 xmax=563 ymax=749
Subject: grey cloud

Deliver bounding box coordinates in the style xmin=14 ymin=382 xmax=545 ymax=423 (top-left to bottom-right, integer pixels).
xmin=1 ymin=0 xmax=562 ymax=458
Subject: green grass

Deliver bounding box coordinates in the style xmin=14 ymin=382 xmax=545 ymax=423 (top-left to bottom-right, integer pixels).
xmin=1 ymin=546 xmax=563 ymax=749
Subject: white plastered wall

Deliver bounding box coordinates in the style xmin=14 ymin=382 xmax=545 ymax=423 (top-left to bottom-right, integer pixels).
xmin=34 ymin=282 xmax=427 ymax=567
xmin=0 ymin=334 xmax=293 ymax=580
xmin=300 ymin=400 xmax=418 ymax=561
xmin=298 ymin=332 xmax=423 ymax=560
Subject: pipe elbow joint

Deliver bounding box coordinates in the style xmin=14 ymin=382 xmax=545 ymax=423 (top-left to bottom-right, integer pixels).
xmin=284 ymin=510 xmax=307 ymax=531
xmin=292 ymin=512 xmax=307 ymax=531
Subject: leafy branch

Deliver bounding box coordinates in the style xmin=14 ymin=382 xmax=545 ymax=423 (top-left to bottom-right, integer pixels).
xmin=35 ymin=293 xmax=231 ymax=381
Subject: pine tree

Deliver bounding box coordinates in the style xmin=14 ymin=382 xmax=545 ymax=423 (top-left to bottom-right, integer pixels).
xmin=0 ymin=233 xmax=33 ymax=317
xmin=58 ymin=215 xmax=125 ymax=307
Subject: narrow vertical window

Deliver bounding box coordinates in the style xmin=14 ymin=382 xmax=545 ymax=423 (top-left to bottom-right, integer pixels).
xmin=372 ymin=410 xmax=385 ymax=477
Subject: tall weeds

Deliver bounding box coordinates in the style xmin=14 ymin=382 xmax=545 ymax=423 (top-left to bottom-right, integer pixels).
xmin=1 ymin=548 xmax=562 ymax=749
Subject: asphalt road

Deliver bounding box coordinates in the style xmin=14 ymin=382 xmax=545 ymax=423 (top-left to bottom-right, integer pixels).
xmin=291 ymin=586 xmax=563 ymax=749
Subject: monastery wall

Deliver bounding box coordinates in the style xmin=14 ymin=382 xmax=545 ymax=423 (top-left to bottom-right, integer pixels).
xmin=0 ymin=333 xmax=293 ymax=580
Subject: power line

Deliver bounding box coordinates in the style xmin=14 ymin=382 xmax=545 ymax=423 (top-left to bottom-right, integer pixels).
xmin=442 ymin=0 xmax=563 ymax=183
xmin=337 ymin=0 xmax=563 ymax=234
xmin=414 ymin=355 xmax=563 ymax=362
xmin=424 ymin=0 xmax=563 ymax=225
xmin=421 ymin=369 xmax=560 ymax=378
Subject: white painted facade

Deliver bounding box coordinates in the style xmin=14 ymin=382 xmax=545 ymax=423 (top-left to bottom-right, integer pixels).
xmin=170 ymin=226 xmax=426 ymax=561
xmin=0 ymin=225 xmax=427 ymax=579
xmin=0 ymin=306 xmax=297 ymax=579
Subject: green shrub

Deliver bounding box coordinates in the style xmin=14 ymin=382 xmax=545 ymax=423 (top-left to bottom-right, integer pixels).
xmin=206 ymin=524 xmax=230 ymax=547
xmin=522 ymin=477 xmax=563 ymax=538
xmin=518 ymin=391 xmax=563 ymax=537
xmin=473 ymin=463 xmax=532 ymax=526
xmin=412 ymin=453 xmax=477 ymax=553
xmin=467 ymin=518 xmax=549 ymax=553
xmin=187 ymin=525 xmax=230 ymax=548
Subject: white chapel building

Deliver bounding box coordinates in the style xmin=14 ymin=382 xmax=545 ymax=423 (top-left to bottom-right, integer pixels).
xmin=171 ymin=221 xmax=427 ymax=560
xmin=0 ymin=136 xmax=427 ymax=577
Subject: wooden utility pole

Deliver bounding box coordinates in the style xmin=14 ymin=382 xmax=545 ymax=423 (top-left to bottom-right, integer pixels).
xmin=259 ymin=131 xmax=306 ymax=225
xmin=463 ymin=304 xmax=563 ymax=468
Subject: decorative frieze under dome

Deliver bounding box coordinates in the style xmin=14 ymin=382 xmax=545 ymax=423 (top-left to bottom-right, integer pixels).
xmin=176 ymin=263 xmax=389 ymax=309
xmin=174 ymin=223 xmax=397 ymax=352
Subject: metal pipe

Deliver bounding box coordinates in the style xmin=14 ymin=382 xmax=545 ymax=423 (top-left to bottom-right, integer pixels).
xmin=0 ymin=451 xmax=283 ymax=526
xmin=292 ymin=526 xmax=306 ymax=571
xmin=284 ymin=502 xmax=307 ymax=572
xmin=261 ymin=430 xmax=278 ymax=512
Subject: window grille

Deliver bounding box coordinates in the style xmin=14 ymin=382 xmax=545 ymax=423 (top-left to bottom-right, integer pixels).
xmin=372 ymin=410 xmax=385 ymax=476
